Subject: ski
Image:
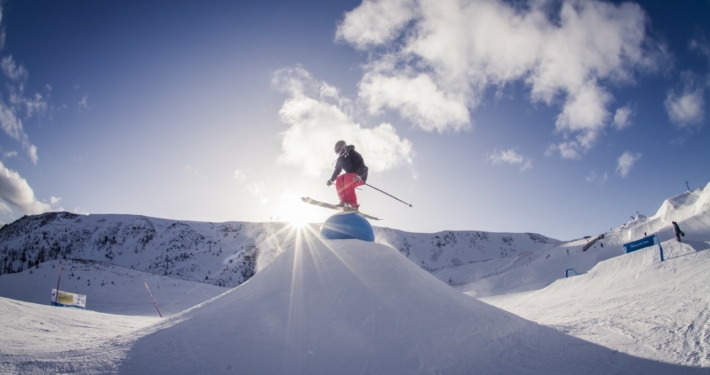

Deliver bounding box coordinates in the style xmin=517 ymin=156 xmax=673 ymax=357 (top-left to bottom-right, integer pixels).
xmin=301 ymin=197 xmax=381 ymax=221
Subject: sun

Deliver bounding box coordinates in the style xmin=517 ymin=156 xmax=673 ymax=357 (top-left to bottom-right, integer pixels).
xmin=275 ymin=191 xmax=313 ymax=229
xmin=288 ymin=216 xmax=309 ymax=229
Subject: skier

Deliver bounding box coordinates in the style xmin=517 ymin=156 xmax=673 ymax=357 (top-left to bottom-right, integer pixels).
xmin=326 ymin=140 xmax=368 ymax=210
xmin=672 ymin=221 xmax=685 ymax=242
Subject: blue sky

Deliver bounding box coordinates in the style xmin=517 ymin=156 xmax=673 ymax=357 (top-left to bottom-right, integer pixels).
xmin=0 ymin=0 xmax=708 ymax=240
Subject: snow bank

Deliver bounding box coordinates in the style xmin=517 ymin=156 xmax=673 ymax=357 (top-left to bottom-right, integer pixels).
xmin=119 ymin=238 xmax=701 ymax=374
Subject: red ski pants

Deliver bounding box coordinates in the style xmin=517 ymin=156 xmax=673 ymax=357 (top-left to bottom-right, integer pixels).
xmin=335 ymin=173 xmax=363 ymax=206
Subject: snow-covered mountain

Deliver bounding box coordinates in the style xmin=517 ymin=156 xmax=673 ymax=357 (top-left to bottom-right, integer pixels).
xmin=0 ymin=210 xmax=558 ymax=293
xmin=0 ymin=214 xmax=293 ymax=288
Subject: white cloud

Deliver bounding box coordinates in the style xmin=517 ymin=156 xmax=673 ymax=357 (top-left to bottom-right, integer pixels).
xmin=616 ymin=151 xmax=641 ymax=178
xmin=0 ymin=102 xmax=24 ymax=141
xmin=665 ymin=86 xmax=704 ymax=127
xmin=586 ymin=170 xmax=608 ymax=184
xmin=0 ymin=102 xmax=39 ymax=164
xmin=2 ymin=150 xmax=17 ymax=159
xmin=0 ymin=55 xmax=27 ymax=81
xmin=12 ymin=92 xmax=48 ymax=118
xmin=336 ymin=0 xmax=415 ymax=50
xmin=245 ymin=182 xmax=269 ymax=205
xmin=273 ymin=67 xmax=413 ymax=177
xmin=231 ymin=169 xmax=269 ymax=205
xmin=545 ymin=142 xmax=581 ymax=160
xmin=0 ymin=160 xmax=52 ymax=214
xmin=0 ymin=24 xmax=44 ymax=165
xmin=613 ymin=105 xmax=634 ymax=130
xmin=690 ymin=31 xmax=710 ymax=64
xmin=359 ymin=71 xmax=471 ymax=132
xmin=338 ymin=0 xmax=660 ymax=153
xmin=486 ymin=148 xmax=532 ymax=171
xmin=78 ymin=95 xmax=90 ymax=110
xmin=73 ymin=207 xmax=89 ymax=215
xmin=49 ymin=196 xmax=65 ymax=211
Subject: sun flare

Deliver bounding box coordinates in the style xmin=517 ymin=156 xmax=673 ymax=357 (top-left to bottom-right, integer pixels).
xmin=288 ymin=216 xmax=309 ymax=229
xmin=275 ymin=191 xmax=317 ymax=230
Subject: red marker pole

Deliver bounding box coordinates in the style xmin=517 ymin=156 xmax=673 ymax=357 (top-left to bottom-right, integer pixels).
xmin=54 ymin=263 xmax=63 ymax=304
xmin=144 ymin=282 xmax=163 ymax=318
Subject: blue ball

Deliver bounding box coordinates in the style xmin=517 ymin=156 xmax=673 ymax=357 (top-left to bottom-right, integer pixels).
xmin=320 ymin=211 xmax=375 ymax=242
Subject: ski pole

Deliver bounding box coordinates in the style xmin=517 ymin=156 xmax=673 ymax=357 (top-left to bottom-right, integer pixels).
xmin=364 ymin=183 xmax=412 ymax=207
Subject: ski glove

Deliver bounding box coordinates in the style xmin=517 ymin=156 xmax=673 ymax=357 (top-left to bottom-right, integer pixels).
xmin=326 ymin=180 xmax=333 ymax=186
xmin=353 ymin=176 xmax=362 ymax=183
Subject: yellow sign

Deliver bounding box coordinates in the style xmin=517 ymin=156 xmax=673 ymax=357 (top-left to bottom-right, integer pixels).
xmin=57 ymin=293 xmax=74 ymax=303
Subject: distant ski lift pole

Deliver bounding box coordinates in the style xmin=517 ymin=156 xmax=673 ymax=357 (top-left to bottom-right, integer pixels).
xmin=364 ymin=183 xmax=413 ymax=207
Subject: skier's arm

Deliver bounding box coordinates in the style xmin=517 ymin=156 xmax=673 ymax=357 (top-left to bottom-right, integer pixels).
xmin=330 ymin=160 xmax=342 ymax=182
xmin=351 ymin=151 xmax=368 ymax=178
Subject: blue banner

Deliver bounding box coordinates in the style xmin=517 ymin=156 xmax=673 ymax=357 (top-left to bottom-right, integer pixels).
xmin=624 ymin=236 xmax=655 ymax=253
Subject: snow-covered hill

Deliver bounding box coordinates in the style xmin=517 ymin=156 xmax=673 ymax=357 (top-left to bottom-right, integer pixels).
xmin=0 ymin=210 xmax=558 ymax=309
xmin=456 ymin=182 xmax=710 ymax=298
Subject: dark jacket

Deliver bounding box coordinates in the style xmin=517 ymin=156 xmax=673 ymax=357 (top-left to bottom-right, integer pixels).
xmin=330 ymin=145 xmax=368 ymax=182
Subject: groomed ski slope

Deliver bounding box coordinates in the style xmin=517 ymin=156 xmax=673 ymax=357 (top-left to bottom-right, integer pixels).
xmin=0 ymin=297 xmax=159 ymax=374
xmin=459 ymin=183 xmax=710 ymax=368
xmin=0 ymin=259 xmax=226 ymax=316
xmin=117 ymin=239 xmax=703 ymax=375
xmin=482 ymin=239 xmax=710 ymax=368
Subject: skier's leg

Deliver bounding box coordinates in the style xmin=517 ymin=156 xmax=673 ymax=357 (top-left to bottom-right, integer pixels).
xmin=335 ymin=175 xmax=347 ymax=204
xmin=341 ymin=173 xmax=363 ymax=207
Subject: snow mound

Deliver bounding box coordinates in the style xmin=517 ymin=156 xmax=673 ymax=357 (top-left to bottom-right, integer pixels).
xmin=119 ymin=239 xmax=700 ymax=374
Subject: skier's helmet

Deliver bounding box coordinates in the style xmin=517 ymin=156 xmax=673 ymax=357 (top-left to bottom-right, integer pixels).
xmin=334 ymin=140 xmax=347 ymax=154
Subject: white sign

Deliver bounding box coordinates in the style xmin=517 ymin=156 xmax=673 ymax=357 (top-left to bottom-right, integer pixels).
xmin=51 ymin=289 xmax=87 ymax=309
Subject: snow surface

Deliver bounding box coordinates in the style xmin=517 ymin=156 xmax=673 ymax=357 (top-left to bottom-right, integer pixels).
xmin=0 ymin=182 xmax=709 ymax=373
xmin=0 ymin=297 xmax=157 ymax=374
xmin=481 ymin=240 xmax=710 ymax=367
xmin=0 ymin=259 xmax=226 ymax=315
